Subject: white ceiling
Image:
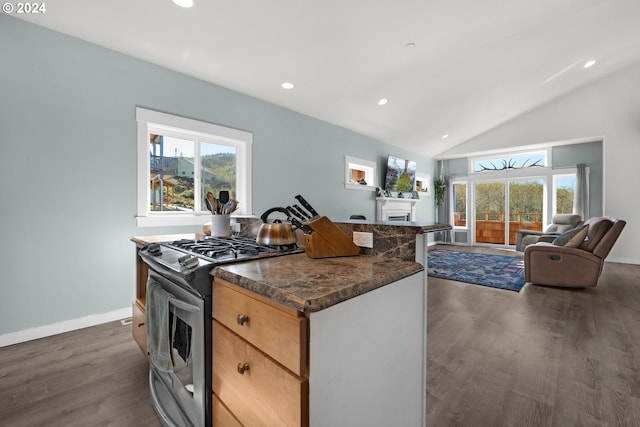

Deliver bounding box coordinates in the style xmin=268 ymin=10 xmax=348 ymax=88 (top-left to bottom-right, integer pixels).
xmin=15 ymin=0 xmax=640 ymax=158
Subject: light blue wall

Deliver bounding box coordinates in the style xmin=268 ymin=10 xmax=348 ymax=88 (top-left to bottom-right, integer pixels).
xmin=0 ymin=15 xmax=434 ymax=336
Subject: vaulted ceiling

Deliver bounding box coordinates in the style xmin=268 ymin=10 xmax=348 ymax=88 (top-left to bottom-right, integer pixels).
xmin=15 ymin=0 xmax=640 ymax=157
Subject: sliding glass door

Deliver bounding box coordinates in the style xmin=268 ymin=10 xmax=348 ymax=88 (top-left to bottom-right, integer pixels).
xmin=508 ymin=179 xmax=544 ymax=244
xmin=474 ymin=178 xmax=544 ymax=246
xmin=475 ymin=181 xmax=506 ymax=245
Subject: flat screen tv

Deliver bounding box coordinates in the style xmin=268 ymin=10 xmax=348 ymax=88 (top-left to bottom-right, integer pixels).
xmin=384 ymin=155 xmax=416 ymax=192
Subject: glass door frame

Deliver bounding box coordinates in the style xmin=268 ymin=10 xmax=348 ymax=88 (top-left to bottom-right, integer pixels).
xmin=473 ymin=178 xmax=508 ymax=246
xmin=468 ymin=170 xmax=549 ymax=248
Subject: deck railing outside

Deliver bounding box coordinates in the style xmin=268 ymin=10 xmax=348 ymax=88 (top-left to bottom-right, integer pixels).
xmin=454 ymin=212 xmax=544 ymax=245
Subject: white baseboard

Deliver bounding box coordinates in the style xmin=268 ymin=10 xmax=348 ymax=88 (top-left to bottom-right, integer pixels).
xmin=0 ymin=307 xmax=131 ymax=347
xmin=607 ymin=256 xmax=640 ymax=265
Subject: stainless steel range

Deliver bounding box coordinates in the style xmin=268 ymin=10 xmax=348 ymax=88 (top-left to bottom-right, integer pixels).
xmin=139 ymin=235 xmax=303 ymax=427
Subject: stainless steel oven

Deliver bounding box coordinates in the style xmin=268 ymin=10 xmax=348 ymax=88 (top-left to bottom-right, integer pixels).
xmin=147 ymin=270 xmax=208 ymax=427
xmin=139 ymin=235 xmax=303 ymax=427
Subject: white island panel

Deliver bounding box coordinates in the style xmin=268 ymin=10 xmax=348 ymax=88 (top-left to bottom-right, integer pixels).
xmin=309 ymin=271 xmax=426 ymax=427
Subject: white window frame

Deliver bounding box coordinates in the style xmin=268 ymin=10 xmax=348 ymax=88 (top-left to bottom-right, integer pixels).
xmin=345 ymin=155 xmax=377 ymax=191
xmin=451 ymin=179 xmax=468 ymax=229
xmin=469 ymin=149 xmax=550 ymax=174
xmin=449 ymin=148 xmax=581 ymax=245
xmin=552 ymin=168 xmax=580 ymax=216
xmin=415 ymin=173 xmax=432 ymax=195
xmin=136 ymin=107 xmax=253 ymax=227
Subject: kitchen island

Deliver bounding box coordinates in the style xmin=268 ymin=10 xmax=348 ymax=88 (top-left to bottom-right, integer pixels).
xmin=334 ymin=220 xmax=451 ymax=265
xmin=132 ymin=229 xmax=428 ymax=427
xmin=210 ymin=254 xmax=426 ymax=427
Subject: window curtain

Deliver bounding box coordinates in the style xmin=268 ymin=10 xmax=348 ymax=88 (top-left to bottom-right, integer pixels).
xmin=442 ymin=176 xmax=452 ymax=243
xmin=574 ymin=163 xmax=589 ymax=220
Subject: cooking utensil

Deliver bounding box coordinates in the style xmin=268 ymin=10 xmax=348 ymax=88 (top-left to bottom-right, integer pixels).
xmin=228 ymin=200 xmax=239 ymax=214
xmin=218 ymin=190 xmax=229 ymax=205
xmin=256 ymin=207 xmax=298 ymax=246
xmin=295 ymin=194 xmax=320 ymax=218
xmin=216 ymin=191 xmax=230 ymax=214
xmin=206 ymin=192 xmax=217 ymax=214
xmin=292 ymin=204 xmax=312 ymax=220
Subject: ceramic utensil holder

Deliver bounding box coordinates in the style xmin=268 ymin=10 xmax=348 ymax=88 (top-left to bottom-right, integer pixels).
xmin=303 ymin=216 xmax=361 ymax=258
xmin=211 ymin=214 xmax=231 ymax=237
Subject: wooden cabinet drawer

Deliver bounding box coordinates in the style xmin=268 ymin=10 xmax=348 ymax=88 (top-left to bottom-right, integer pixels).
xmin=212 ymin=392 xmax=243 ymax=427
xmin=131 ymin=300 xmax=148 ymax=360
xmin=213 ymin=279 xmax=307 ymax=376
xmin=212 ymin=320 xmax=308 ymax=427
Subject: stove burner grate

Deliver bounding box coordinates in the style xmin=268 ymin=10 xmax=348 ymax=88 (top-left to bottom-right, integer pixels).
xmin=165 ymin=235 xmax=300 ymax=263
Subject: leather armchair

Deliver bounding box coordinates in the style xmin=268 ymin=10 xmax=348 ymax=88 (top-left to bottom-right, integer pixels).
xmin=515 ymin=214 xmax=583 ymax=251
xmin=524 ymin=217 xmax=626 ymax=288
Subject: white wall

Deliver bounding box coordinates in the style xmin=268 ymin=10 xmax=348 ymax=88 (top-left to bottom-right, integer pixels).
xmin=438 ymin=61 xmax=640 ymax=264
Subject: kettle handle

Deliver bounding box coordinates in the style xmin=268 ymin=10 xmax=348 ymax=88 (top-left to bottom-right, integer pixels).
xmin=260 ymin=207 xmax=291 ymax=223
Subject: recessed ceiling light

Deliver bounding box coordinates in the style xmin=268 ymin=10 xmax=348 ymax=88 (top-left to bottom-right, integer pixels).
xmin=405 ymin=42 xmax=416 ymax=48
xmin=281 ymin=82 xmax=295 ymax=89
xmin=378 ymin=98 xmax=388 ymax=106
xmin=584 ymin=60 xmax=596 ymax=68
xmin=172 ymin=0 xmax=193 ymax=7
xmin=442 ymin=134 xmax=449 ymax=139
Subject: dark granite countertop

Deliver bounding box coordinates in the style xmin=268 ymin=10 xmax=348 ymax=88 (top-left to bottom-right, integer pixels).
xmin=212 ymin=254 xmax=424 ymax=313
xmin=337 ymin=220 xmax=452 ymax=233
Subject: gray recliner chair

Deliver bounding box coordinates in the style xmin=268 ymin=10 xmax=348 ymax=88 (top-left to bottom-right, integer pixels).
xmin=515 ymin=214 xmax=583 ymax=251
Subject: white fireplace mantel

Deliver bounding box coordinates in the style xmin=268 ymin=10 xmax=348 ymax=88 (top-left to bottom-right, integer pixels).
xmin=376 ymin=197 xmax=420 ymax=222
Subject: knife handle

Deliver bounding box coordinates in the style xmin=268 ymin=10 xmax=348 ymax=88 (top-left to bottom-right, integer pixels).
xmin=292 ymin=204 xmax=312 ymax=219
xmin=295 ymin=195 xmax=320 ymax=218
xmin=286 ymin=206 xmax=305 ymax=221
xmin=290 ymin=217 xmax=313 ymax=234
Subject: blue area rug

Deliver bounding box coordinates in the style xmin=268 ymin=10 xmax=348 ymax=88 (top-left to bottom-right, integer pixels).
xmin=428 ymin=249 xmax=526 ymax=292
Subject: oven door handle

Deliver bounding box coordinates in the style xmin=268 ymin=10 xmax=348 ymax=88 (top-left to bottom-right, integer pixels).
xmin=169 ymin=296 xmax=201 ymax=314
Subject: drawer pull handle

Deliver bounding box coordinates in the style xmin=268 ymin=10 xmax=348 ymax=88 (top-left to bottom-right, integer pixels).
xmin=138 ymin=322 xmax=145 ymax=327
xmin=237 ymin=362 xmax=250 ymax=374
xmin=236 ymin=314 xmax=249 ymax=326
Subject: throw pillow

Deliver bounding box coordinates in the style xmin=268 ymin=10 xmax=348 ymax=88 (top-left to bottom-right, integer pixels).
xmin=563 ymin=225 xmax=589 ymax=248
xmin=552 ymin=225 xmax=588 ymax=246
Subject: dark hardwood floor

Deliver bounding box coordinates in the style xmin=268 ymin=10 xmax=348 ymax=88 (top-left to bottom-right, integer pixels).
xmin=0 ymin=320 xmax=160 ymax=427
xmin=1 ymin=245 xmax=639 ymax=426
xmin=427 ymin=244 xmax=640 ymax=427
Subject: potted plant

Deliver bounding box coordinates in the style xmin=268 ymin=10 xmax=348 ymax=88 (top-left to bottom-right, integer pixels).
xmin=434 ymin=177 xmax=446 ymax=207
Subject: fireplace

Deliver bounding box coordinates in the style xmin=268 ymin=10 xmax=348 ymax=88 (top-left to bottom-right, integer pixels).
xmin=376 ymin=197 xmax=419 ymax=222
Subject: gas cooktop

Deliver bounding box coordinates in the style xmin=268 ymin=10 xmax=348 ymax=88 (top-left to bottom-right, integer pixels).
xmin=169 ymin=235 xmax=301 ymax=261
xmin=143 ymin=235 xmax=304 ymax=274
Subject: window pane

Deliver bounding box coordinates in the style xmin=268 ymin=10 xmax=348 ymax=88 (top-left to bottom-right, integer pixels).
xmin=149 ymin=134 xmax=194 ymax=212
xmin=475 ymin=182 xmax=506 ymax=244
xmin=453 ymin=183 xmax=466 ymax=227
xmin=555 ymin=175 xmax=576 ymax=214
xmin=201 ymin=141 xmax=237 ymax=209
xmin=509 ymin=179 xmax=544 ymax=243
xmin=137 ymin=108 xmax=253 ymax=225
xmin=473 ymin=153 xmax=545 ymax=172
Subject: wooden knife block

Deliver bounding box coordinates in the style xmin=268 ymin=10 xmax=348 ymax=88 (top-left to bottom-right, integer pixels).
xmin=303 ymin=216 xmax=361 ymax=258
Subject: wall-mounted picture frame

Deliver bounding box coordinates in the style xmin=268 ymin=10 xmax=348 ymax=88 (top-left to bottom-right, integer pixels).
xmin=415 ymin=173 xmax=431 ymax=194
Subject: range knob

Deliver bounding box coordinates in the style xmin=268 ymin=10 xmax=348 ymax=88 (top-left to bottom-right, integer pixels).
xmin=147 ymin=243 xmax=162 ymax=256
xmin=178 ymin=254 xmax=200 ymax=269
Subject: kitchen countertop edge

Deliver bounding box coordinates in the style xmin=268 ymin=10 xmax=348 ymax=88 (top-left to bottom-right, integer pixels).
xmin=211 ymin=254 xmax=424 ymax=313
